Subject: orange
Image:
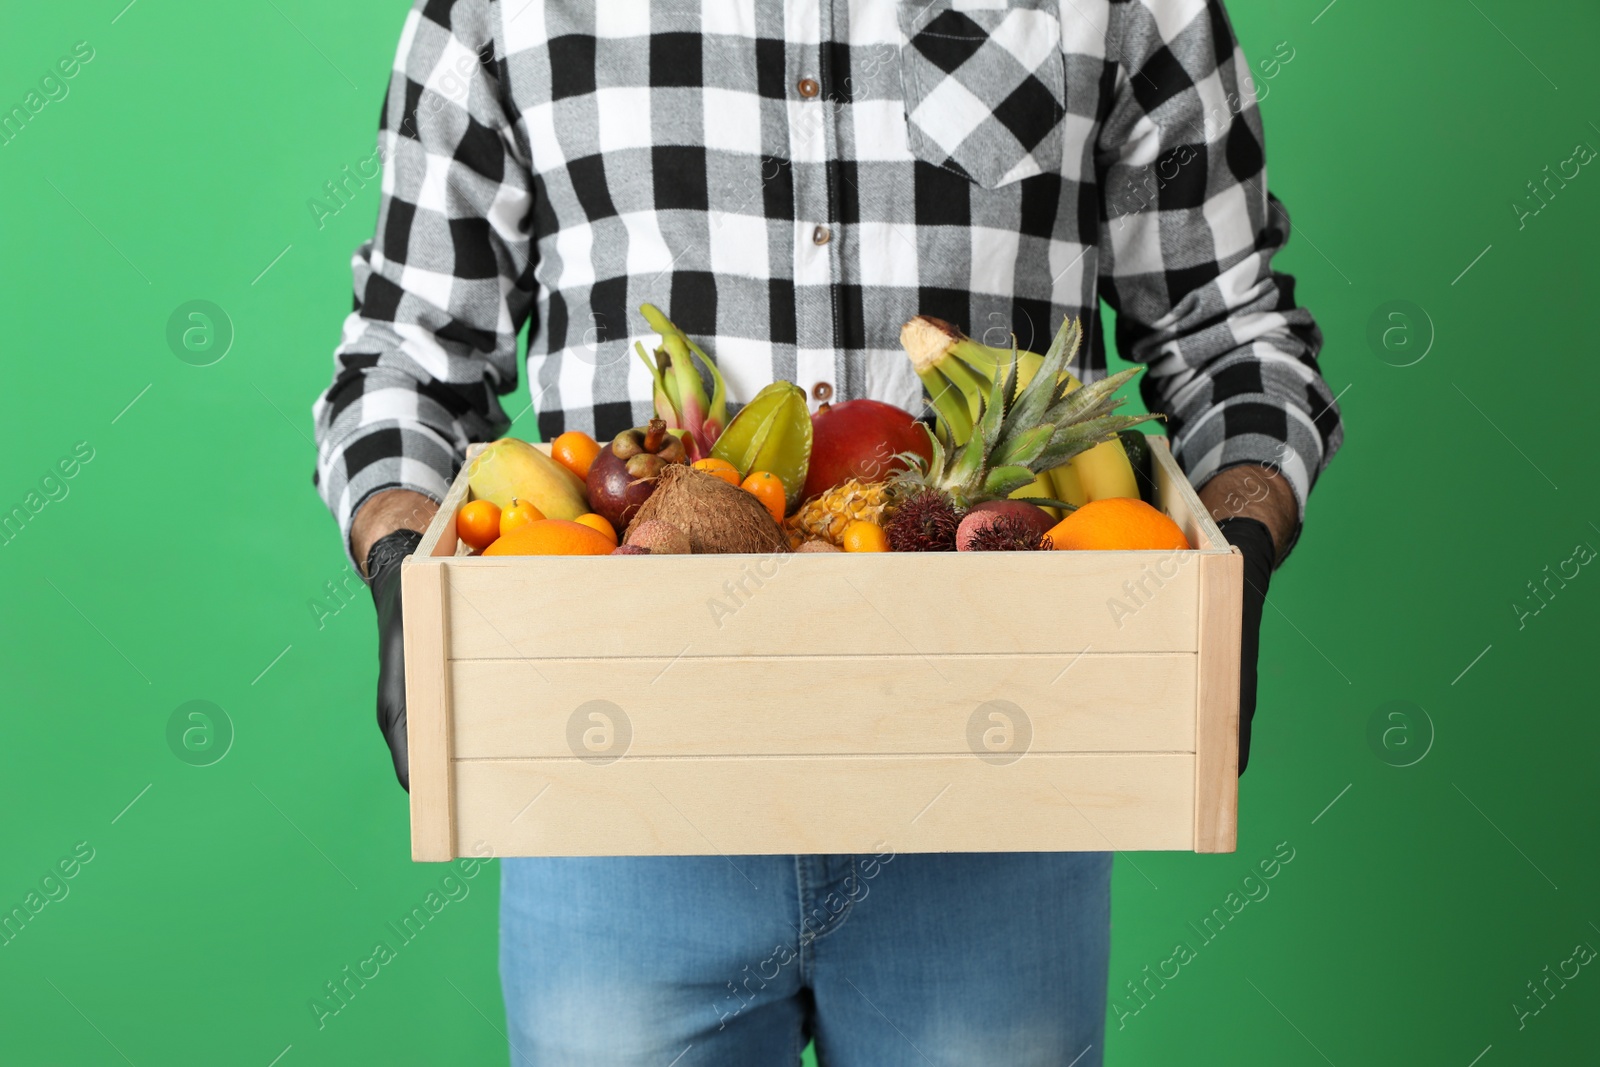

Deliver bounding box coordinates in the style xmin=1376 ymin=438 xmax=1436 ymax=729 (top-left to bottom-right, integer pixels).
xmin=573 ymin=512 xmax=617 ymax=544
xmin=741 ymin=470 xmax=786 ymax=523
xmin=550 ymin=431 xmax=602 ymax=480
xmin=500 ymin=498 xmax=546 ymax=537
xmin=1045 ymin=498 xmax=1190 ymax=551
xmin=455 ymin=499 xmax=502 ymax=551
xmin=482 ymin=520 xmax=616 ymax=556
xmin=841 ymin=519 xmax=889 ymax=552
xmin=692 ymin=457 xmax=741 ymax=486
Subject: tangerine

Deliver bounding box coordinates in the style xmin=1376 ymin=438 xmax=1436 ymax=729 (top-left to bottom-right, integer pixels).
xmin=841 ymin=519 xmax=889 ymax=552
xmin=550 ymin=431 xmax=602 ymax=480
xmin=692 ymin=457 xmax=741 ymax=486
xmin=482 ymin=520 xmax=616 ymax=556
xmin=741 ymin=470 xmax=786 ymax=524
xmin=455 ymin=499 xmax=502 ymax=551
xmin=1045 ymin=498 xmax=1190 ymax=551
xmin=574 ymin=512 xmax=617 ymax=544
xmin=500 ymin=498 xmax=546 ymax=537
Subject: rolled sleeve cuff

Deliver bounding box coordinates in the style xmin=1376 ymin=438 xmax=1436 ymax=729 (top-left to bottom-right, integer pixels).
xmin=1169 ymin=396 xmax=1329 ymax=562
xmin=320 ymin=427 xmax=459 ymax=572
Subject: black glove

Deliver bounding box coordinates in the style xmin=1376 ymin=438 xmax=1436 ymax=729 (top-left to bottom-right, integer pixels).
xmin=367 ymin=529 xmax=423 ymax=792
xmin=1217 ymin=517 xmax=1274 ymax=776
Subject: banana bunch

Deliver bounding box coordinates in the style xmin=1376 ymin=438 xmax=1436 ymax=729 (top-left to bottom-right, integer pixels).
xmin=899 ymin=317 xmax=1143 ymax=516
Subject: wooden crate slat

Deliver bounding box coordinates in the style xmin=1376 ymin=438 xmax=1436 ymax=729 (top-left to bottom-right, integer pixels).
xmin=403 ymin=562 xmax=456 ymax=861
xmin=451 ymin=753 xmax=1196 ymax=856
xmin=1193 ymin=551 xmax=1242 ymax=852
xmin=448 ymin=652 xmax=1197 ymax=757
xmin=1149 ymin=437 xmax=1228 ymax=551
xmin=439 ymin=551 xmax=1203 ymax=659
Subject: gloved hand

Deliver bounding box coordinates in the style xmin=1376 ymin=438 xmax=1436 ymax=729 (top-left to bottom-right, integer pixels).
xmin=367 ymin=528 xmax=423 ymax=791
xmin=1217 ymin=517 xmax=1274 ymax=776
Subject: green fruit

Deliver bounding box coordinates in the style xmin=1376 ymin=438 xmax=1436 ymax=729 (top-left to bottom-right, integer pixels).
xmin=711 ymin=382 xmax=813 ymax=510
xmin=1116 ymin=429 xmax=1158 ymax=506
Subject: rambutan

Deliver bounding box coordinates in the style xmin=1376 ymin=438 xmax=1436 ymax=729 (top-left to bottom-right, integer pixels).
xmin=965 ymin=513 xmax=1050 ymax=551
xmin=885 ymin=489 xmax=961 ymax=551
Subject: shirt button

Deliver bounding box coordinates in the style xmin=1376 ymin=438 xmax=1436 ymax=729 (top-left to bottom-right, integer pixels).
xmin=812 ymin=381 xmax=834 ymax=402
xmin=812 ymin=225 xmax=831 ymax=246
xmin=797 ymin=77 xmax=820 ymax=98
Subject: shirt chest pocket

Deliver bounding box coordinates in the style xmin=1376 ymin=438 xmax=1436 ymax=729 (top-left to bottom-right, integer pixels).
xmin=896 ymin=0 xmax=1066 ymax=189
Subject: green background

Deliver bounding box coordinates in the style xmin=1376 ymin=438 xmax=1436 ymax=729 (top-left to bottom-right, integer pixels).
xmin=2 ymin=1 xmax=1595 ymax=1063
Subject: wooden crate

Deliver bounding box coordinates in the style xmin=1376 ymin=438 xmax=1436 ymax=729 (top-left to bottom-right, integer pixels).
xmin=403 ymin=438 xmax=1240 ymax=860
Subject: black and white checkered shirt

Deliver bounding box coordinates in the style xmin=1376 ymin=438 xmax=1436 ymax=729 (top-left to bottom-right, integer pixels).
xmin=314 ymin=0 xmax=1343 ymax=559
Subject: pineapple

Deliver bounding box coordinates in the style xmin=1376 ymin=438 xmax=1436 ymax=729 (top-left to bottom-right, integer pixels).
xmin=788 ymin=477 xmax=897 ymax=547
xmin=893 ymin=316 xmax=1157 ymax=510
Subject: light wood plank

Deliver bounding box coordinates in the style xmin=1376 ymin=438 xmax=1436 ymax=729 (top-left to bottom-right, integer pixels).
xmin=451 ymin=754 xmax=1195 ymax=856
xmin=403 ymin=562 xmax=456 ymax=861
xmin=416 ymin=442 xmax=491 ymax=558
xmin=442 ymin=550 xmax=1202 ymax=658
xmin=1150 ymin=437 xmax=1228 ymax=551
xmin=449 ymin=653 xmax=1197 ymax=757
xmin=1193 ymin=551 xmax=1242 ymax=852
xmin=416 ymin=464 xmax=470 ymax=559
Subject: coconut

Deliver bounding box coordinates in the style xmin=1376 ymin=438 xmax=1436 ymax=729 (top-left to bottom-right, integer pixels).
xmin=796 ymin=540 xmax=843 ymax=553
xmin=624 ymin=465 xmax=789 ymax=555
xmin=625 ymin=519 xmax=692 ymax=555
xmin=611 ymin=543 xmax=651 ymax=555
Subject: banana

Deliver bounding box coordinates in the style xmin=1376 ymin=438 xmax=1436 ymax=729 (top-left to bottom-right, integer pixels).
xmin=1046 ymin=461 xmax=1087 ymax=509
xmin=1009 ymin=471 xmax=1062 ymax=520
xmin=1070 ymin=438 xmax=1140 ymax=501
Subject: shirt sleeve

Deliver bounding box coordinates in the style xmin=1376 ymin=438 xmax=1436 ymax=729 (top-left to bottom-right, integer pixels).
xmin=312 ymin=0 xmax=533 ymax=567
xmin=1095 ymin=0 xmax=1342 ymax=555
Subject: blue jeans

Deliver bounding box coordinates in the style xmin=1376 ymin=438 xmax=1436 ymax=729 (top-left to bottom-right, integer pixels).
xmin=500 ymin=851 xmax=1111 ymax=1066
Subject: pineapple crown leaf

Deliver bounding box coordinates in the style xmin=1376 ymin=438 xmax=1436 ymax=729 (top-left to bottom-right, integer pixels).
xmin=982 ymin=464 xmax=1037 ymax=500
xmin=988 ymin=423 xmax=1055 ymax=469
xmin=1036 ymin=412 xmax=1162 ymax=468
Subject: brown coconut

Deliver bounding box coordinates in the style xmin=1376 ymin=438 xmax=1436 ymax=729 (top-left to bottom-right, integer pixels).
xmin=625 ymin=519 xmax=692 ymax=555
xmin=624 ymin=464 xmax=789 ymax=554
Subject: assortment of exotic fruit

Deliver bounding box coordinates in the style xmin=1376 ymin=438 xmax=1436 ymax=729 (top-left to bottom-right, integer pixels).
xmin=455 ymin=305 xmax=1192 ymax=557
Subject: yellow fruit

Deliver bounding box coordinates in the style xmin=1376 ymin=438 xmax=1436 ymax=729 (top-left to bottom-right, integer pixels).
xmin=467 ymin=438 xmax=588 ymax=519
xmin=1047 ymin=461 xmax=1087 ymax=508
xmin=841 ymin=520 xmax=889 ymax=552
xmin=1009 ymin=471 xmax=1061 ymax=521
xmin=1071 ymin=438 xmax=1139 ymax=502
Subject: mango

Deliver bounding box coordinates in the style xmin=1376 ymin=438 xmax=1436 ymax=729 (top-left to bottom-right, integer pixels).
xmin=467 ymin=438 xmax=588 ymax=519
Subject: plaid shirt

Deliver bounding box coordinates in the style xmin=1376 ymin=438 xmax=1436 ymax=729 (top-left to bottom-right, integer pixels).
xmin=314 ymin=0 xmax=1343 ymax=561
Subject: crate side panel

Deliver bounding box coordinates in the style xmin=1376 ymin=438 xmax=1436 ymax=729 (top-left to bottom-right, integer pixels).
xmin=452 ymin=754 xmax=1195 ymax=856
xmin=1150 ymin=437 xmax=1227 ymax=551
xmin=450 ymin=653 xmax=1197 ymax=757
xmin=441 ymin=553 xmax=1201 ymax=659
